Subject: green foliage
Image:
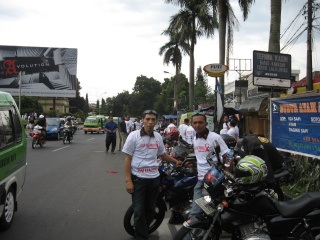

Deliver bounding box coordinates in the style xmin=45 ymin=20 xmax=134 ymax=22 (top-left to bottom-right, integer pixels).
xmin=14 ymin=96 xmax=43 ymax=115
xmin=282 ymin=155 xmax=320 ymax=197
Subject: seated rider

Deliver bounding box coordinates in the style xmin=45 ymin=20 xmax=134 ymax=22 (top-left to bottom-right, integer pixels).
xmin=64 ymin=117 xmax=73 ymax=136
xmin=36 ymin=115 xmax=47 ymax=140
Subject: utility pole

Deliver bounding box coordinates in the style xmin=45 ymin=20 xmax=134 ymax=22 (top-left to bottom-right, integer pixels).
xmin=306 ymin=0 xmax=313 ymax=91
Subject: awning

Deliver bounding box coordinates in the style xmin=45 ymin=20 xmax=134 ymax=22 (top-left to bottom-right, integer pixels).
xmin=162 ymin=115 xmax=177 ymax=119
xmin=238 ymin=97 xmax=268 ymax=112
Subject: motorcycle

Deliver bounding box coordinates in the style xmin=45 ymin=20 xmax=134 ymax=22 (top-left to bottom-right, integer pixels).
xmin=174 ymin=142 xmax=320 ymax=240
xmin=123 ymin=158 xmax=198 ymax=237
xmin=62 ymin=126 xmax=73 ymax=144
xmin=31 ymin=125 xmax=46 ymax=149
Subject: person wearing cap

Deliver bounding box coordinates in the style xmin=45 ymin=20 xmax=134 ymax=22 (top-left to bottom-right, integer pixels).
xmin=123 ymin=109 xmax=182 ymax=240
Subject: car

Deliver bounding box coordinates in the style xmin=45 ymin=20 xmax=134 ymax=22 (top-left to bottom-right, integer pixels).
xmin=46 ymin=117 xmax=64 ymax=140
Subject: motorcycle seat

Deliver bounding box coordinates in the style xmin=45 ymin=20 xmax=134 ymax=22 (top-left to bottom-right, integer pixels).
xmin=275 ymin=192 xmax=320 ymax=217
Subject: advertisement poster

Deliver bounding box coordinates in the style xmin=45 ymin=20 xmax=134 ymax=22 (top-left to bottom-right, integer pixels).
xmin=0 ymin=45 xmax=77 ymax=98
xmin=271 ymin=94 xmax=320 ymax=157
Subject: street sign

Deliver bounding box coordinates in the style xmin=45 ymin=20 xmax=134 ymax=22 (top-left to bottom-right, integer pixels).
xmin=203 ymin=64 xmax=229 ymax=77
xmin=253 ymin=50 xmax=291 ymax=88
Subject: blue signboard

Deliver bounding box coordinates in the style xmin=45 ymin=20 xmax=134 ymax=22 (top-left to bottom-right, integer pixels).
xmin=271 ymin=94 xmax=320 ymax=157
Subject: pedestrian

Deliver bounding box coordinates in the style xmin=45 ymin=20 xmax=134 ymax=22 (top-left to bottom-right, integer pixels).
xmin=164 ymin=118 xmax=179 ymax=141
xmin=187 ymin=112 xmax=230 ymax=221
xmin=126 ymin=116 xmax=133 ymax=135
xmin=118 ymin=115 xmax=127 ymax=151
xmin=185 ymin=120 xmax=196 ymax=145
xmin=222 ymin=114 xmax=230 ymax=131
xmin=227 ymin=119 xmax=239 ymax=141
xmin=104 ymin=116 xmax=118 ymax=154
xmin=132 ymin=117 xmax=143 ymax=131
xmin=123 ymin=109 xmax=182 ymax=240
xmin=178 ymin=118 xmax=189 ymax=142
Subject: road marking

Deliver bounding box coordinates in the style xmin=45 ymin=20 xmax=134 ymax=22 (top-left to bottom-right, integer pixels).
xmin=52 ymin=146 xmax=70 ymax=152
xmin=86 ymin=138 xmax=95 ymax=141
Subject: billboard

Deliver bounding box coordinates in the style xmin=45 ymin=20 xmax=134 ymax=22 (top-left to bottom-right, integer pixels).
xmin=270 ymin=93 xmax=320 ymax=158
xmin=253 ymin=50 xmax=291 ymax=88
xmin=0 ymin=45 xmax=77 ymax=98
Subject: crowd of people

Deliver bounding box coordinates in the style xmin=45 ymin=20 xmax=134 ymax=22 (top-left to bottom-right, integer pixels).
xmin=115 ymin=110 xmax=286 ymax=240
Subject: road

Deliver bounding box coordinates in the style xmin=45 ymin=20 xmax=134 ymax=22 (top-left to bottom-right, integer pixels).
xmin=0 ymin=131 xmax=183 ymax=240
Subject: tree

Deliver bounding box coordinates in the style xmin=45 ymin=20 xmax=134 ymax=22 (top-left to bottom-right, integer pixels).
xmin=165 ymin=0 xmax=218 ymax=110
xmin=159 ymin=31 xmax=190 ymax=111
xmin=268 ymin=0 xmax=282 ymax=52
xmin=17 ymin=96 xmax=43 ymax=116
xmin=129 ymin=75 xmax=162 ymax=116
xmin=194 ymin=66 xmax=209 ymax=107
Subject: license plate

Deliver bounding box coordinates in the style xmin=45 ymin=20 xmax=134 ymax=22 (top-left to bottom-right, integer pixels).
xmin=195 ymin=197 xmax=215 ymax=215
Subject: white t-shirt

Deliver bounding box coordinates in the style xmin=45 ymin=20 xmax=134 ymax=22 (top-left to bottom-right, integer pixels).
xmin=122 ymin=130 xmax=165 ymax=178
xmin=125 ymin=120 xmax=133 ymax=134
xmin=222 ymin=122 xmax=230 ymax=130
xmin=178 ymin=123 xmax=189 ymax=141
xmin=193 ymin=132 xmax=229 ymax=180
xmin=227 ymin=127 xmax=239 ymax=141
xmin=185 ymin=126 xmax=196 ymax=144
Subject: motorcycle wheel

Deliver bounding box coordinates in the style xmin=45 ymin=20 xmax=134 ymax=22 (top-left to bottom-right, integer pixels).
xmin=123 ymin=200 xmax=166 ymax=237
xmin=32 ymin=138 xmax=37 ymax=149
xmin=39 ymin=139 xmax=43 ymax=147
xmin=0 ymin=187 xmax=15 ymax=231
xmin=295 ymin=221 xmax=320 ymax=240
xmin=174 ymin=226 xmax=220 ymax=240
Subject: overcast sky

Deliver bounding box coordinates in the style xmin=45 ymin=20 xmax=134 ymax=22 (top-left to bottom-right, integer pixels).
xmin=0 ymin=0 xmax=318 ymax=103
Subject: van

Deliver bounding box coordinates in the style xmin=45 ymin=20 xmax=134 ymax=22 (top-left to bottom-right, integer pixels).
xmin=0 ymin=91 xmax=27 ymax=231
xmin=83 ymin=115 xmax=106 ymax=134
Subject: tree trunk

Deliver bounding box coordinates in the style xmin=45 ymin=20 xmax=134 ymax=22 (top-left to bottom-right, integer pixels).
xmin=218 ymin=0 xmax=227 ymax=118
xmin=189 ymin=17 xmax=196 ymax=111
xmin=268 ymin=0 xmax=281 ymax=52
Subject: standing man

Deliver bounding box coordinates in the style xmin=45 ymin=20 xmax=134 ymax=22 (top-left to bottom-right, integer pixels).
xmin=126 ymin=116 xmax=133 ymax=135
xmin=185 ymin=119 xmax=196 ymax=145
xmin=123 ymin=110 xmax=182 ymax=240
xmin=187 ymin=113 xmax=229 ymax=222
xmin=178 ymin=118 xmax=189 ymax=142
xmin=104 ymin=116 xmax=118 ymax=154
xmin=118 ymin=115 xmax=127 ymax=151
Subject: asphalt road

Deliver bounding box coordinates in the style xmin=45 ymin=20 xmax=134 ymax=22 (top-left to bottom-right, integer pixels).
xmin=0 ymin=131 xmax=184 ymax=240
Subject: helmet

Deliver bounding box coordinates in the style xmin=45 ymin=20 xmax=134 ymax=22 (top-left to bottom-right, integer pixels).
xmin=164 ymin=126 xmax=179 ymax=141
xmin=234 ymin=155 xmax=268 ymax=185
xmin=220 ymin=134 xmax=237 ymax=148
xmin=67 ymin=117 xmax=72 ymax=121
xmin=39 ymin=114 xmax=44 ymax=119
xmin=203 ymin=166 xmax=225 ymax=197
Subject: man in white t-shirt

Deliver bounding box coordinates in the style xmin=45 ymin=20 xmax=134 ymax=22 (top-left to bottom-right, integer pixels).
xmin=125 ymin=117 xmax=133 ymax=135
xmin=178 ymin=118 xmax=189 ymax=142
xmin=227 ymin=119 xmax=239 ymax=141
xmin=185 ymin=125 xmax=196 ymax=145
xmin=123 ymin=110 xmax=182 ymax=240
xmin=186 ymin=113 xmax=229 ymax=223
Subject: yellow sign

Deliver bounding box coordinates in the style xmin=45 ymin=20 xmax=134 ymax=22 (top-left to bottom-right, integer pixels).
xmin=203 ymin=63 xmax=229 ymax=77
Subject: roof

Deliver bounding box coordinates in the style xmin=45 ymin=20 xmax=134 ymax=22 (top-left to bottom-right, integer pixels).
xmin=162 ymin=115 xmax=177 ymax=119
xmin=292 ymin=71 xmax=320 ymax=87
xmin=239 ymin=97 xmax=268 ymax=112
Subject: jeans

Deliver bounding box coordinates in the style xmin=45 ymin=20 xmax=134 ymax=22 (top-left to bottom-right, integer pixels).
xmin=131 ymin=175 xmax=160 ymax=240
xmin=105 ymin=135 xmax=116 ymax=152
xmin=189 ymin=180 xmax=204 ymax=218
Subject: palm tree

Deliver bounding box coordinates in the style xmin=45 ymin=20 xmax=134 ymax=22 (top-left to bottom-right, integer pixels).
xmin=165 ymin=0 xmax=218 ymax=111
xmin=212 ymin=0 xmax=254 ymax=104
xmin=268 ymin=0 xmax=282 ymax=52
xmin=159 ymin=31 xmax=190 ymax=111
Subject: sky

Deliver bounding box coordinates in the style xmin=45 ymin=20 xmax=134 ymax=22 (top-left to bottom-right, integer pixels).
xmin=0 ymin=0 xmax=319 ymax=103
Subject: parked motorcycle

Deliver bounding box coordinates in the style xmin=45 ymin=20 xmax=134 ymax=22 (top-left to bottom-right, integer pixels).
xmin=62 ymin=127 xmax=73 ymax=144
xmin=31 ymin=125 xmax=46 ymax=149
xmin=123 ymin=159 xmax=198 ymax=237
xmin=174 ymin=142 xmax=320 ymax=240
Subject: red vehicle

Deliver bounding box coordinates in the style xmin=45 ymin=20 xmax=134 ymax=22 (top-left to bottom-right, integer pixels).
xmin=31 ymin=125 xmax=46 ymax=149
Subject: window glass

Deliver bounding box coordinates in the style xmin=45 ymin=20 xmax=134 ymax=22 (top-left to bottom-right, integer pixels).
xmin=11 ymin=106 xmax=22 ymax=142
xmin=0 ymin=110 xmax=14 ymax=147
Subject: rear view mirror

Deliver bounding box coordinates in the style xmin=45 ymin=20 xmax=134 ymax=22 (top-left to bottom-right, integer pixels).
xmin=213 ymin=140 xmax=220 ymax=155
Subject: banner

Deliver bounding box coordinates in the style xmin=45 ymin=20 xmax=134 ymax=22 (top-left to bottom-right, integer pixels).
xmin=0 ymin=45 xmax=77 ymax=98
xmin=271 ymin=94 xmax=320 ymax=157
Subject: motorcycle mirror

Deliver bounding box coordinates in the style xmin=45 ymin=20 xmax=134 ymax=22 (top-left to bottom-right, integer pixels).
xmin=214 ymin=140 xmax=220 ymax=155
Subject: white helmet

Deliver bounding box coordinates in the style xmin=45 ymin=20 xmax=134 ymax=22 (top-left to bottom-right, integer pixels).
xmin=39 ymin=115 xmax=44 ymax=118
